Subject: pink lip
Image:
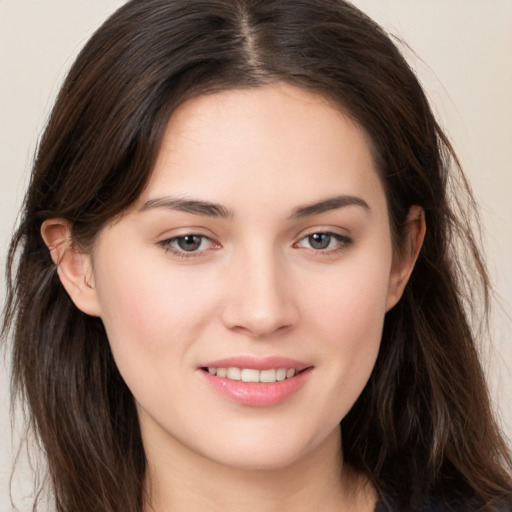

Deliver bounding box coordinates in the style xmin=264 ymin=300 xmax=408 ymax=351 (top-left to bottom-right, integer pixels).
xmin=198 ymin=356 xmax=313 ymax=407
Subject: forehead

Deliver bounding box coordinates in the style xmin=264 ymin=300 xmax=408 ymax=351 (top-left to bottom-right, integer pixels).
xmin=138 ymin=84 xmax=385 ymax=216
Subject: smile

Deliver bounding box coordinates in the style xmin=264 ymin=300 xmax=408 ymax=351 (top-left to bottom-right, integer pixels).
xmin=199 ymin=358 xmax=312 ymax=407
xmin=206 ymin=367 xmax=297 ymax=383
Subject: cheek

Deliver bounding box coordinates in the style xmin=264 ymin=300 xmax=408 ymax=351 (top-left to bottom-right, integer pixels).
xmin=321 ymin=276 xmax=387 ymax=369
xmin=305 ymin=247 xmax=392 ymax=340
xmin=91 ymin=250 xmax=217 ymax=374
xmin=301 ymin=247 xmax=392 ymax=412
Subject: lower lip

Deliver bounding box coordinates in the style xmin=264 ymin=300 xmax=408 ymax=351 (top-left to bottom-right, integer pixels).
xmin=200 ymin=368 xmax=312 ymax=407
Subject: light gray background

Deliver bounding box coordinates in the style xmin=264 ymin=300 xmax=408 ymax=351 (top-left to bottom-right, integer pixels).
xmin=1 ymin=1 xmax=511 ymax=510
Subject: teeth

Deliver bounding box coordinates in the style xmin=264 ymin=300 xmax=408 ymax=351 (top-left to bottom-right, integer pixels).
xmin=241 ymin=368 xmax=260 ymax=382
xmin=276 ymin=368 xmax=287 ymax=381
xmin=259 ymin=369 xmax=276 ymax=383
xmin=206 ymin=366 xmax=298 ymax=383
xmin=227 ymin=367 xmax=241 ymax=380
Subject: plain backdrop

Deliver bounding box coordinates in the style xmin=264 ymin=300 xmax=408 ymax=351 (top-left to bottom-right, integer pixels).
xmin=1 ymin=1 xmax=511 ymax=510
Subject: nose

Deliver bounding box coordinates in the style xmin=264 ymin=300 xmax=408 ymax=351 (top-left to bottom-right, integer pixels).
xmin=220 ymin=246 xmax=299 ymax=338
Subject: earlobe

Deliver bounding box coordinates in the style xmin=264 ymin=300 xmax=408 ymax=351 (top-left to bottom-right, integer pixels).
xmin=41 ymin=219 xmax=102 ymax=317
xmin=386 ymin=206 xmax=426 ymax=311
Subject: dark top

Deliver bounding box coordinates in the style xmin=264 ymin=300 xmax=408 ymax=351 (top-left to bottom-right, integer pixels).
xmin=373 ymin=497 xmax=506 ymax=512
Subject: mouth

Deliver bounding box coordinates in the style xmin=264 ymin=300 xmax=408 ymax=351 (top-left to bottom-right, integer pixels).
xmin=201 ymin=366 xmax=302 ymax=383
xmin=199 ymin=358 xmax=313 ymax=407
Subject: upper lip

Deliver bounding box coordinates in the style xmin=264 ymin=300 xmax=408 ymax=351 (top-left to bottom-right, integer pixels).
xmin=200 ymin=356 xmax=311 ymax=372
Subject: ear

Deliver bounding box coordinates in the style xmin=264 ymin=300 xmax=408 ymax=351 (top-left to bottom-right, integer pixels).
xmin=386 ymin=206 xmax=426 ymax=311
xmin=41 ymin=219 xmax=102 ymax=317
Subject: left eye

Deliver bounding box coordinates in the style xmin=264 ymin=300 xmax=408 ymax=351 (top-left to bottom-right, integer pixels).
xmin=159 ymin=234 xmax=214 ymax=253
xmin=296 ymin=232 xmax=349 ymax=251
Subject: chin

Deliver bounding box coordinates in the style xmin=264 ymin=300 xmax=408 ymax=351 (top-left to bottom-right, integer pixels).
xmin=195 ymin=425 xmax=339 ymax=473
xmin=204 ymin=446 xmax=308 ymax=472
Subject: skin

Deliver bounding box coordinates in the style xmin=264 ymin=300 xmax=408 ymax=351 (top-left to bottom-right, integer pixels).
xmin=43 ymin=84 xmax=425 ymax=512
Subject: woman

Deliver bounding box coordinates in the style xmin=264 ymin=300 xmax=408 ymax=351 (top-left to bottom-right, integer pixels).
xmin=2 ymin=0 xmax=511 ymax=511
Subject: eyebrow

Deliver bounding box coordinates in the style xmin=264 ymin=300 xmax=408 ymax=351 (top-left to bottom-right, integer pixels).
xmin=139 ymin=194 xmax=370 ymax=219
xmin=290 ymin=195 xmax=370 ymax=218
xmin=140 ymin=196 xmax=234 ymax=218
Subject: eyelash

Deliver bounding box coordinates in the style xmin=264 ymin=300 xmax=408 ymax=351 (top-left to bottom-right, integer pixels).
xmin=157 ymin=231 xmax=352 ymax=259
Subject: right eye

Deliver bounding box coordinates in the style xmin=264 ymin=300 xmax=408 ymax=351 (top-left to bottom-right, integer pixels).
xmin=158 ymin=234 xmax=218 ymax=257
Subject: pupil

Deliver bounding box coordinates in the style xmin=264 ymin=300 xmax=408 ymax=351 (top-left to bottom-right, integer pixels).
xmin=309 ymin=233 xmax=330 ymax=250
xmin=178 ymin=235 xmax=201 ymax=251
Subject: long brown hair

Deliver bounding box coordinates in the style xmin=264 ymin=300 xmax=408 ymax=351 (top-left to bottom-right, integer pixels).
xmin=3 ymin=1 xmax=511 ymax=511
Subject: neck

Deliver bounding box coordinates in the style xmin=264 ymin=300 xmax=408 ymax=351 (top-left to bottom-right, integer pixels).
xmin=143 ymin=427 xmax=376 ymax=512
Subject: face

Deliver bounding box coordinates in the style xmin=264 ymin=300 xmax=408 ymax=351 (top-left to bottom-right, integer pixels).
xmin=67 ymin=84 xmax=414 ymax=471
